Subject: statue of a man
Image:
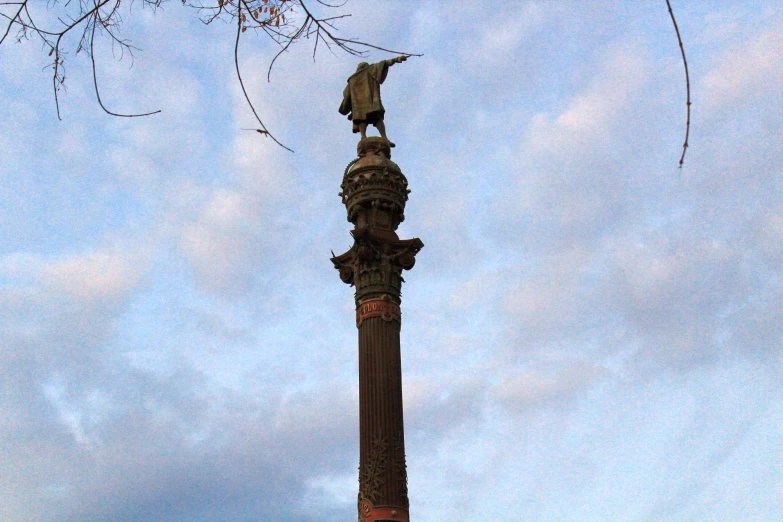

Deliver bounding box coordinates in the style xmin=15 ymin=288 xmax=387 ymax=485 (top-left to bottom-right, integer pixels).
xmin=339 ymin=56 xmax=408 ymax=147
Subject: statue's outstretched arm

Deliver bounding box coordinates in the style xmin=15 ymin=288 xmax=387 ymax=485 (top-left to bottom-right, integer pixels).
xmin=385 ymin=55 xmax=408 ymax=67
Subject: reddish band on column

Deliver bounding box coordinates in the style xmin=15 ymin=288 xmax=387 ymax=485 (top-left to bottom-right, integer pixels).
xmin=356 ymin=298 xmax=401 ymax=327
xmin=359 ymin=500 xmax=410 ymax=522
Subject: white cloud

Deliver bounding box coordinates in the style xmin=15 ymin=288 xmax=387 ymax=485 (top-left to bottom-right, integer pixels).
xmin=40 ymin=250 xmax=147 ymax=304
xmin=702 ymin=21 xmax=783 ymax=116
xmin=493 ymin=363 xmax=609 ymax=414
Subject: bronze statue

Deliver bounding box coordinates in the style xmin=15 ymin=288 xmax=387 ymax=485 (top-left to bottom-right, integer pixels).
xmin=339 ymin=56 xmax=408 ymax=147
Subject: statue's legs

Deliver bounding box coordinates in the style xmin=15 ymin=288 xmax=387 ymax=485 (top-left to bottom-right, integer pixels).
xmin=375 ymin=120 xmax=395 ymax=147
xmin=358 ymin=122 xmax=368 ymax=140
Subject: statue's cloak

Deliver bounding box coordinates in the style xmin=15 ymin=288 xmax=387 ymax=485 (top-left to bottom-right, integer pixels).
xmin=339 ymin=61 xmax=390 ymax=131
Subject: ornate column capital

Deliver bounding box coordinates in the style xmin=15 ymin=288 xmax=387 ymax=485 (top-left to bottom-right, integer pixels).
xmin=332 ymin=137 xmax=423 ymax=307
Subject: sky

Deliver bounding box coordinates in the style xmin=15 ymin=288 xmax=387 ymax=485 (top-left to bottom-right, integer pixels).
xmin=1 ymin=1 xmax=782 ymax=521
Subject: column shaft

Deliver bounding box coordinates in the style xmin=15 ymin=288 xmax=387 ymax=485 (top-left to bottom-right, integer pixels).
xmin=358 ymin=317 xmax=409 ymax=515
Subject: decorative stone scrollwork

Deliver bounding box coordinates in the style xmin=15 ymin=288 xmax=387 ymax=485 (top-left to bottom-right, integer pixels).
xmin=340 ymin=138 xmax=409 ymax=232
xmin=331 ymin=230 xmax=423 ymax=306
xmin=393 ymin=431 xmax=410 ymax=510
xmin=397 ymin=251 xmax=416 ymax=271
xmin=358 ymin=499 xmax=372 ymax=522
xmin=358 ymin=244 xmax=376 ymax=261
xmin=339 ymin=266 xmax=354 ymax=285
xmin=332 ymin=137 xmax=422 ymax=304
xmin=359 ymin=436 xmax=389 ymax=506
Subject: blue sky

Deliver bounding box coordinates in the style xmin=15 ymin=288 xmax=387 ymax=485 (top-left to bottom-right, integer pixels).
xmin=1 ymin=1 xmax=782 ymax=520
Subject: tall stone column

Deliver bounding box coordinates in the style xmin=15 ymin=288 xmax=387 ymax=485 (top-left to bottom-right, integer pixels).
xmin=332 ymin=137 xmax=423 ymax=522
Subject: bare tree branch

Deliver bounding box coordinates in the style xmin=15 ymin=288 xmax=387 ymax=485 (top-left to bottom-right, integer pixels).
xmin=0 ymin=1 xmax=24 ymax=44
xmin=296 ymin=0 xmax=420 ymax=60
xmin=666 ymin=0 xmax=691 ymax=168
xmin=90 ymin=4 xmax=161 ymax=117
xmin=234 ymin=0 xmax=293 ymax=152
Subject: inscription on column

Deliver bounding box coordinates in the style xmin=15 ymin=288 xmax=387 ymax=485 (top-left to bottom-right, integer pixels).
xmin=356 ymin=298 xmax=401 ymax=327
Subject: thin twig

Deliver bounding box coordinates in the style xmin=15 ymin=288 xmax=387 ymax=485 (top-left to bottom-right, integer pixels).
xmin=334 ymin=38 xmax=422 ymax=57
xmin=234 ymin=2 xmax=293 ymax=152
xmin=297 ymin=0 xmax=421 ymax=59
xmin=267 ymin=12 xmax=308 ymax=80
xmin=90 ymin=8 xmax=160 ymax=117
xmin=666 ymin=0 xmax=691 ymax=168
xmin=316 ymin=0 xmax=347 ymax=8
xmin=0 ymin=1 xmax=24 ymax=44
